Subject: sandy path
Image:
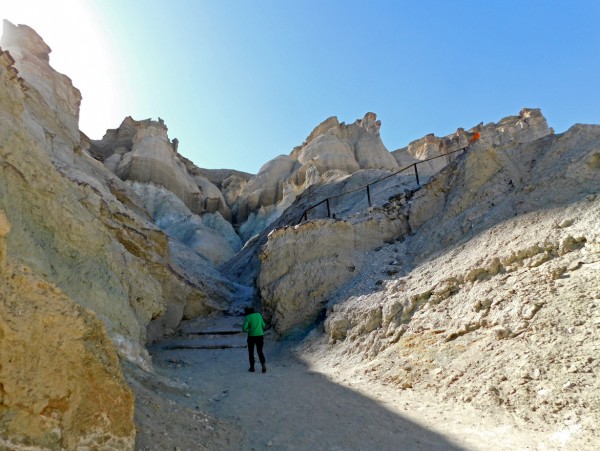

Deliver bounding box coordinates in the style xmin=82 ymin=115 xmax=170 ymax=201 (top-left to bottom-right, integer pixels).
xmin=131 ymin=316 xmax=572 ymax=451
xmin=148 ymin=338 xmax=462 ymax=450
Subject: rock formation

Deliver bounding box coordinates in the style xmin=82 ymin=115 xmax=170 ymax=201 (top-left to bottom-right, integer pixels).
xmin=131 ymin=181 xmax=242 ymax=266
xmin=91 ymin=116 xmax=232 ymax=219
xmin=265 ymin=124 xmax=599 ymax=439
xmin=2 ymin=19 xmax=599 ymax=448
xmin=89 ymin=116 xmax=243 ymax=265
xmin=258 ymin=211 xmax=409 ymax=334
xmin=0 ymin=210 xmax=136 ymax=450
xmin=231 ymin=113 xmax=400 ymax=240
xmin=255 ymin=122 xmax=597 ymax=335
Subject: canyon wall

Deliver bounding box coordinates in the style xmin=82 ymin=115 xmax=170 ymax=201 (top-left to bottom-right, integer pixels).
xmin=0 ymin=21 xmax=235 ymax=369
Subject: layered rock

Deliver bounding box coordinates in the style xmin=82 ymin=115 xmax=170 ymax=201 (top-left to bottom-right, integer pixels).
xmin=131 ymin=182 xmax=242 ymax=266
xmin=293 ymin=112 xmax=398 ymax=171
xmin=0 ymin=210 xmax=136 ymax=450
xmin=90 ymin=115 xmax=242 ymax=266
xmin=92 ymin=118 xmax=203 ymax=212
xmin=254 ymin=120 xmax=597 ymax=337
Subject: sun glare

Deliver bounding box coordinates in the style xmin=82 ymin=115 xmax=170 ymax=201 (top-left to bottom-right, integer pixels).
xmin=1 ymin=0 xmax=131 ymax=138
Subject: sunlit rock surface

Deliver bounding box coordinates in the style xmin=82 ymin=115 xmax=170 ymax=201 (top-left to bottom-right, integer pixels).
xmin=232 ymin=112 xmax=399 ymax=240
xmin=2 ymin=20 xmax=600 ymax=448
xmin=301 ymin=125 xmax=600 ymax=439
xmin=92 ymin=117 xmax=204 ymax=214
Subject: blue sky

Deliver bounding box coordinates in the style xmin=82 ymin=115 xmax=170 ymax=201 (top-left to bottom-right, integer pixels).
xmin=3 ymin=1 xmax=599 ymax=173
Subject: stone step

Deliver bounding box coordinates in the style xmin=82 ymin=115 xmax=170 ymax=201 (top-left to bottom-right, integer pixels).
xmin=151 ymin=334 xmax=247 ymax=351
xmin=178 ymin=315 xmax=244 ymax=336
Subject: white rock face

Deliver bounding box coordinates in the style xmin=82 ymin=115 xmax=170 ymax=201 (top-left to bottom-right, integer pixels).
xmin=296 ymin=112 xmax=398 ymax=171
xmin=94 ymin=117 xmax=204 ymax=214
xmin=193 ymin=173 xmax=232 ymax=221
xmin=131 ymin=182 xmax=241 ymax=266
xmin=92 ymin=116 xmax=241 ymax=262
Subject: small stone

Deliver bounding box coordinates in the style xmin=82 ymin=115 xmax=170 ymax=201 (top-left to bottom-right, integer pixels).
xmin=558 ymin=219 xmax=574 ymax=228
xmin=562 ymin=381 xmax=575 ymax=389
xmin=493 ymin=325 xmax=510 ymax=340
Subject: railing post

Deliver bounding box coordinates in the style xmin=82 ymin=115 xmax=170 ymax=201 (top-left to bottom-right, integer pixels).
xmin=414 ymin=164 xmax=420 ymax=187
xmin=366 ymin=185 xmax=372 ymax=207
xmin=303 ymin=211 xmax=308 ymax=222
xmin=326 ymin=198 xmax=331 ymax=218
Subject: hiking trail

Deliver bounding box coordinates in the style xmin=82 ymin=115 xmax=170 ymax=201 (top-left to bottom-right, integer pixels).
xmin=129 ymin=314 xmax=563 ymax=450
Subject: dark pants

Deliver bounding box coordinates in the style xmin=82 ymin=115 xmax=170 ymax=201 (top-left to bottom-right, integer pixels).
xmin=247 ymin=335 xmax=265 ymax=368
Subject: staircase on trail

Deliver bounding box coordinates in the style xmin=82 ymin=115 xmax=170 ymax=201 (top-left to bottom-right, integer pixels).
xmin=149 ymin=315 xmax=247 ymax=352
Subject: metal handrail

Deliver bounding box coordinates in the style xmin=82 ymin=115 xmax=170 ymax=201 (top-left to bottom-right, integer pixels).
xmin=297 ymin=145 xmax=470 ymax=224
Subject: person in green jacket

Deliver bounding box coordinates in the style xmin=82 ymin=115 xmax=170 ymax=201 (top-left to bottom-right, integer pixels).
xmin=242 ymin=307 xmax=267 ymax=373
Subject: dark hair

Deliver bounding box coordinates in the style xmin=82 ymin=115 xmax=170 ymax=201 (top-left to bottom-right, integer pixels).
xmin=244 ymin=307 xmax=255 ymax=315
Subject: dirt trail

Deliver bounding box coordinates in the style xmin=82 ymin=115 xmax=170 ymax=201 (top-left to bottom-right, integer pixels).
xmin=130 ymin=316 xmax=572 ymax=450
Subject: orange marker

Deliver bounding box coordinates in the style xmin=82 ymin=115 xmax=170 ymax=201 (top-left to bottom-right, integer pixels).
xmin=468 ymin=131 xmax=481 ymax=145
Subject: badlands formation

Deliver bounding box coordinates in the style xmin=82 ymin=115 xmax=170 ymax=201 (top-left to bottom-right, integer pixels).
xmin=1 ymin=20 xmax=599 ymax=450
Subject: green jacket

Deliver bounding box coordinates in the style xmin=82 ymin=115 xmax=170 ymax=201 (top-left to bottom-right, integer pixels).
xmin=243 ymin=312 xmax=266 ymax=337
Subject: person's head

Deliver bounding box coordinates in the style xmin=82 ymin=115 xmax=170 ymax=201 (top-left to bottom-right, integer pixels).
xmin=244 ymin=307 xmax=255 ymax=316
